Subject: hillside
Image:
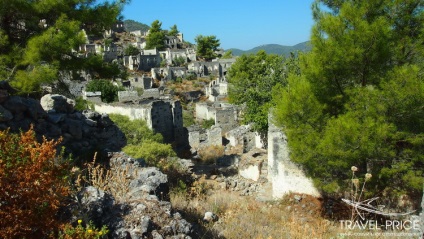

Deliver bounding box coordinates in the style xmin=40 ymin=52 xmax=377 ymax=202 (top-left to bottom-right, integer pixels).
xmin=228 ymin=41 xmax=311 ymax=56
xmin=124 ymin=19 xmax=150 ymax=32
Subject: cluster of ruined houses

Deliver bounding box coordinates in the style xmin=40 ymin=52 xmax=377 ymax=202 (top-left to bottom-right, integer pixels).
xmin=75 ymin=22 xmax=319 ymax=199
xmin=78 ymin=21 xmax=236 ymax=82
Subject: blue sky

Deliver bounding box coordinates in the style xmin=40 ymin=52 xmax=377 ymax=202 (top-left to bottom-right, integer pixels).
xmin=121 ymin=0 xmax=315 ymax=50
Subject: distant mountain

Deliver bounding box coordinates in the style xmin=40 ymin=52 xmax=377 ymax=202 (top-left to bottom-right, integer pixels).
xmin=124 ymin=20 xmax=149 ymax=32
xmin=227 ymin=41 xmax=311 ymax=56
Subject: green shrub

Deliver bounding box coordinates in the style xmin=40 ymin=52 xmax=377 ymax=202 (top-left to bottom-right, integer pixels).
xmin=86 ymin=79 xmax=124 ymax=103
xmin=123 ymin=140 xmax=176 ymax=166
xmin=201 ymin=119 xmax=215 ymax=129
xmin=59 ymin=220 xmax=108 ymax=239
xmin=109 ymin=114 xmax=163 ymax=145
xmin=108 ymin=114 xmax=177 ymax=170
xmin=183 ymin=110 xmax=195 ymax=127
xmin=74 ymin=96 xmax=94 ymax=111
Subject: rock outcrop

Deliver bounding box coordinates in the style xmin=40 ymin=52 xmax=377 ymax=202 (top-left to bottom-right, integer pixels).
xmin=0 ymin=81 xmax=126 ymax=160
xmin=0 ymin=81 xmax=192 ymax=238
xmin=75 ymin=152 xmax=192 ymax=239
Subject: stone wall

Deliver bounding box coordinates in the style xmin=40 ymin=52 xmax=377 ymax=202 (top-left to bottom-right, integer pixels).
xmin=126 ymin=75 xmax=152 ymax=89
xmin=225 ymin=125 xmax=264 ymax=153
xmin=83 ymin=91 xmax=102 ymax=103
xmin=0 ymin=84 xmax=125 ymax=160
xmin=118 ymin=91 xmax=138 ymax=103
xmin=215 ymin=108 xmax=237 ymax=133
xmin=93 ymin=99 xmax=184 ymax=143
xmin=141 ymin=89 xmax=160 ymax=99
xmin=207 ymin=125 xmax=222 ymax=146
xmin=267 ymin=113 xmax=320 ymax=198
xmin=195 ymin=103 xmax=215 ymax=121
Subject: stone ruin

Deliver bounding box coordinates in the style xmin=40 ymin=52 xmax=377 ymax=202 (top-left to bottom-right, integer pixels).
xmin=187 ymin=125 xmax=221 ymax=151
xmin=92 ymin=99 xmax=186 ymax=144
xmin=195 ymin=102 xmax=240 ymax=134
xmin=82 ymin=91 xmax=102 ymax=103
xmin=267 ymin=112 xmax=320 ymax=198
xmin=225 ymin=124 xmax=263 ymax=153
xmin=123 ymin=75 xmax=153 ymax=90
xmin=117 ymin=90 xmax=138 ymax=103
xmin=204 ymin=77 xmax=228 ymax=102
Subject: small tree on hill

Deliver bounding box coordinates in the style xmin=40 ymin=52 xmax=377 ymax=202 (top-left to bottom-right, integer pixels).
xmin=195 ymin=35 xmax=220 ymax=61
xmin=145 ymin=20 xmax=166 ymax=50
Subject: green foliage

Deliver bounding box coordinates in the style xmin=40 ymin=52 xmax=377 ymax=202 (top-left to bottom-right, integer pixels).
xmin=175 ymin=77 xmax=183 ymax=83
xmin=59 ymin=220 xmax=108 ymax=239
xmin=201 ymin=119 xmax=215 ymax=129
xmin=195 ymin=35 xmax=220 ymax=61
xmin=124 ymin=19 xmax=149 ymax=32
xmin=183 ymin=110 xmax=195 ymax=127
xmin=123 ymin=140 xmax=176 ymax=166
xmin=228 ymin=50 xmax=289 ymax=133
xmin=108 ymin=114 xmax=176 ymax=168
xmin=172 ymin=56 xmax=186 ymax=66
xmin=0 ymin=0 xmax=128 ymax=94
xmin=221 ymin=50 xmax=233 ymax=59
xmin=86 ymin=79 xmax=124 ymax=103
xmin=145 ymin=20 xmax=166 ymax=50
xmin=124 ymin=45 xmax=140 ymax=56
xmin=168 ymin=24 xmax=179 ymax=36
xmin=12 ymin=64 xmax=57 ymax=95
xmin=74 ymin=96 xmax=94 ymax=111
xmin=272 ymin=0 xmax=424 ymax=197
xmin=108 ymin=114 xmax=163 ymax=145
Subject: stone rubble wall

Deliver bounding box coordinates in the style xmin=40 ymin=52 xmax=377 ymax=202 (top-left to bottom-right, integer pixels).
xmin=0 ymin=84 xmax=125 ymax=159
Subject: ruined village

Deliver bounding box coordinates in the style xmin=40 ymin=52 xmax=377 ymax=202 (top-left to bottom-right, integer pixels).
xmin=1 ymin=2 xmax=423 ymax=237
xmin=0 ymin=20 xmax=327 ymax=238
xmin=74 ymin=21 xmax=320 ymax=199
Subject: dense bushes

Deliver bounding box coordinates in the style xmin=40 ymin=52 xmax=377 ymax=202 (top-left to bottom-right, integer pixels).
xmin=85 ymin=79 xmax=124 ymax=103
xmin=272 ymin=0 xmax=424 ymax=198
xmin=0 ymin=127 xmax=69 ymax=238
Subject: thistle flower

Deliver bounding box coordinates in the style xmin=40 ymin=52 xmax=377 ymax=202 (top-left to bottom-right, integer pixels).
xmin=351 ymin=166 xmax=358 ymax=172
xmin=365 ymin=173 xmax=372 ymax=181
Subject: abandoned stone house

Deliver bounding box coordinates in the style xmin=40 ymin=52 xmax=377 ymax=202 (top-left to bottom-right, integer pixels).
xmin=188 ymin=58 xmax=236 ymax=78
xmin=123 ymin=49 xmax=161 ymax=71
xmin=151 ymin=66 xmax=187 ymax=81
xmin=122 ymin=75 xmax=153 ymax=89
xmin=164 ymin=34 xmax=184 ymax=49
xmin=195 ymin=102 xmax=240 ymax=133
xmin=104 ymin=20 xmax=125 ymax=38
xmin=204 ymin=77 xmax=228 ymax=102
xmin=159 ymin=48 xmax=197 ymax=65
xmin=92 ymin=99 xmax=185 ymax=144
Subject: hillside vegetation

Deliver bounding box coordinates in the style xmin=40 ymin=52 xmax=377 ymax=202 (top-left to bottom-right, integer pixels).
xmin=228 ymin=0 xmax=424 ymax=203
xmin=124 ymin=19 xmax=150 ymax=32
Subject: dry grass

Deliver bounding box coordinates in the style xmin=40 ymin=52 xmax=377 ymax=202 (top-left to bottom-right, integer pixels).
xmin=197 ymin=145 xmax=225 ymax=164
xmin=170 ymin=189 xmax=337 ymax=239
xmin=76 ymin=153 xmax=133 ymax=203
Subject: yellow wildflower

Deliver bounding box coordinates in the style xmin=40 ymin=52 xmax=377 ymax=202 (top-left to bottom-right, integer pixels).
xmin=78 ymin=219 xmax=82 ymax=224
